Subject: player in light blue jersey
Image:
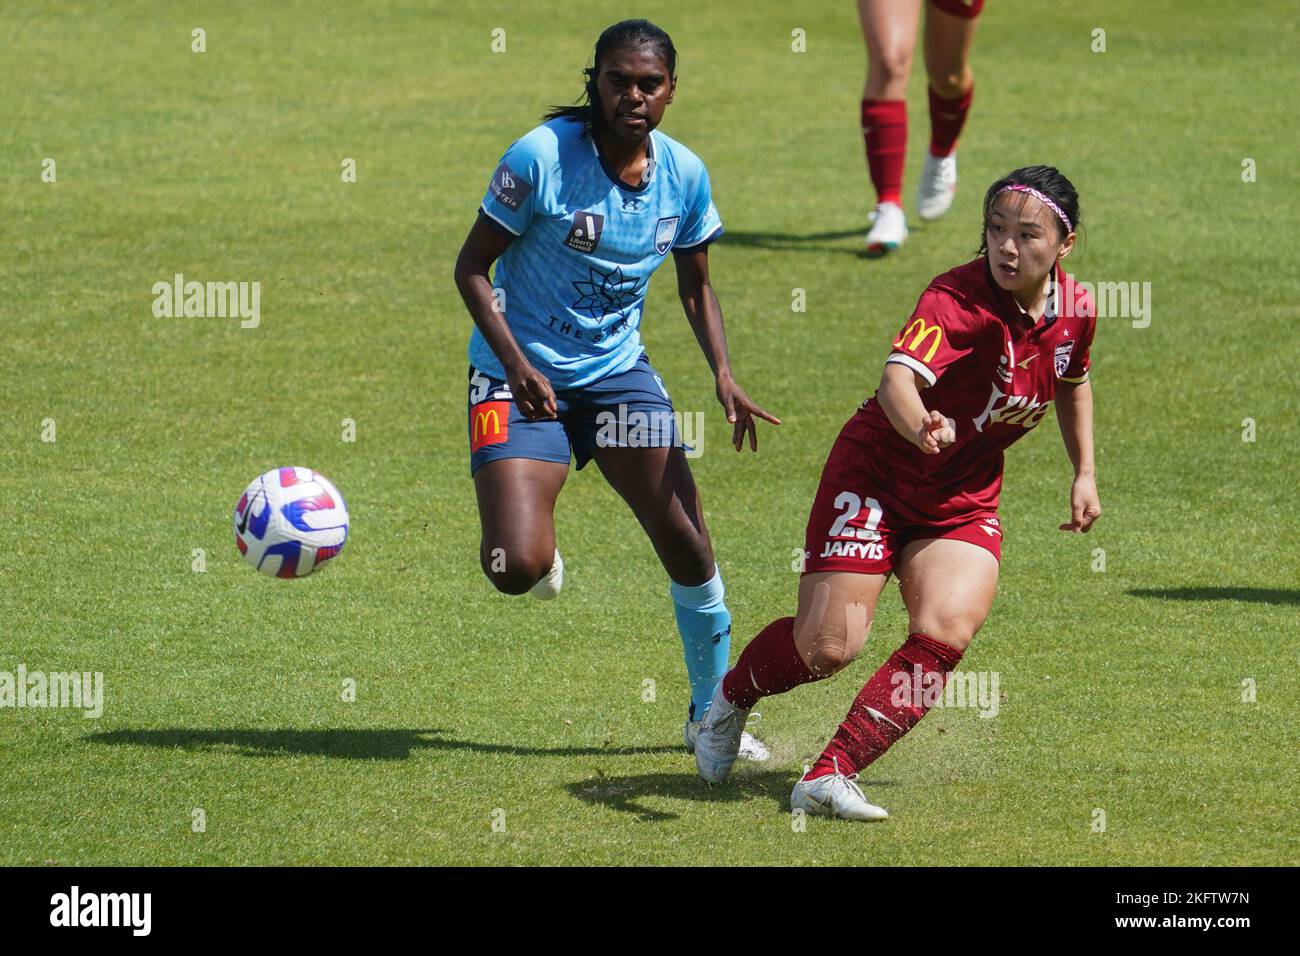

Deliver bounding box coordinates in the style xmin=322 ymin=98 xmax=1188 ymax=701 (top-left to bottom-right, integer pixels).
xmin=454 ymin=20 xmax=779 ymax=758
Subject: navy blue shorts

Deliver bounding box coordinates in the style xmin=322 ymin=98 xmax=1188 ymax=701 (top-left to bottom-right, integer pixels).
xmin=467 ymin=351 xmax=686 ymax=475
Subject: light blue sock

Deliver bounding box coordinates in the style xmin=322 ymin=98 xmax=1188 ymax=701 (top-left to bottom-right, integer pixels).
xmin=670 ymin=566 xmax=732 ymax=721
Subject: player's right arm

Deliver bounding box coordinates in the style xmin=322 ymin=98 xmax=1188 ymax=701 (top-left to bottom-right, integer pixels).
xmin=453 ymin=216 xmax=557 ymax=419
xmin=454 ymin=131 xmax=560 ymax=420
xmin=876 ymin=288 xmax=969 ymax=453
xmin=877 ymin=363 xmax=955 ymax=454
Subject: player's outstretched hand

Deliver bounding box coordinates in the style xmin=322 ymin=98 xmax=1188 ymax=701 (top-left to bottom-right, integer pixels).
xmin=717 ymin=375 xmax=781 ymax=452
xmin=1059 ymin=473 xmax=1102 ymax=533
xmin=507 ymin=361 xmax=558 ymax=420
xmin=917 ymin=409 xmax=956 ymax=454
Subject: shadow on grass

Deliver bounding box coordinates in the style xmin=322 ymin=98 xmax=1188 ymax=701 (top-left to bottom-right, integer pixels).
xmin=85 ymin=728 xmax=681 ymax=761
xmin=1126 ymin=587 xmax=1300 ymax=606
xmin=721 ymin=227 xmax=888 ymax=257
xmin=565 ymin=770 xmax=898 ymax=822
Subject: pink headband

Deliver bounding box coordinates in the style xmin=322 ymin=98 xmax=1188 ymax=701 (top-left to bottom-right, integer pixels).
xmin=996 ymin=183 xmax=1073 ymax=233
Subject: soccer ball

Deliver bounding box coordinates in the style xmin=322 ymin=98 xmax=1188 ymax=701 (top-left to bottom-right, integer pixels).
xmin=233 ymin=467 xmax=349 ymax=577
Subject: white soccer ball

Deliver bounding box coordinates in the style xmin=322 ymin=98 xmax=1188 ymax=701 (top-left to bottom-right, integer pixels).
xmin=233 ymin=467 xmax=349 ymax=577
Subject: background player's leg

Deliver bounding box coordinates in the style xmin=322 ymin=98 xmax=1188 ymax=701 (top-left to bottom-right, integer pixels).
xmin=722 ymin=571 xmax=890 ymax=710
xmin=917 ymin=3 xmax=978 ymax=219
xmin=592 ymin=443 xmax=724 ymax=721
xmin=858 ymin=0 xmax=922 ymax=249
xmin=473 ymin=458 xmax=569 ymax=595
xmin=807 ymin=536 xmax=997 ymax=779
xmin=861 ymin=0 xmax=922 ymax=101
xmin=923 ymin=1 xmax=978 ymax=104
xmin=915 ymin=6 xmax=977 ymax=218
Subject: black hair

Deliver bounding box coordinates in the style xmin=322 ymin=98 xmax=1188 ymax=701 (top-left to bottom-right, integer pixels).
xmin=978 ymin=165 xmax=1081 ymax=256
xmin=541 ymin=19 xmax=677 ymax=139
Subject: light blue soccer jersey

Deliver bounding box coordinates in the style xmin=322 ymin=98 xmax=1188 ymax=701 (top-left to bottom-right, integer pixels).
xmin=469 ymin=117 xmax=724 ymax=389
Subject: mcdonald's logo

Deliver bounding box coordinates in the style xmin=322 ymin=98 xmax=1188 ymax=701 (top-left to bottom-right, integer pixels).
xmin=892 ymin=317 xmax=944 ymax=363
xmin=471 ymin=401 xmax=510 ymax=452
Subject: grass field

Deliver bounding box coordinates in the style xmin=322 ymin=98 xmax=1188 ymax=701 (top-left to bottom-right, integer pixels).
xmin=2 ymin=0 xmax=1297 ymax=866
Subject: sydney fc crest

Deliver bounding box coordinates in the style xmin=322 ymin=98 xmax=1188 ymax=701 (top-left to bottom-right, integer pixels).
xmin=654 ymin=216 xmax=680 ymax=255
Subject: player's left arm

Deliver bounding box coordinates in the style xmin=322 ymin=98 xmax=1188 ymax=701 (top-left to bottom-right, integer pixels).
xmin=673 ymin=246 xmax=780 ymax=452
xmin=1055 ymin=379 xmax=1101 ymax=532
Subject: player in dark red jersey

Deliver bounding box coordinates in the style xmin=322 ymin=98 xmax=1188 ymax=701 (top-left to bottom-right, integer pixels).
xmin=694 ymin=166 xmax=1101 ymax=820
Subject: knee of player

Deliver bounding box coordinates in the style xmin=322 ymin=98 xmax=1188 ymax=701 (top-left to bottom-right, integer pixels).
xmin=804 ymin=640 xmax=858 ymax=677
xmin=803 ymin=625 xmax=870 ymax=676
xmin=481 ymin=551 xmax=549 ymax=595
xmin=870 ymin=49 xmax=913 ymax=87
xmin=915 ymin=618 xmax=979 ymax=653
xmin=928 ymin=67 xmax=971 ymax=100
xmin=798 ymin=595 xmax=873 ymax=676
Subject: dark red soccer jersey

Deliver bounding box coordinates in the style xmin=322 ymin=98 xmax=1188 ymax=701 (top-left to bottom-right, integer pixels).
xmin=849 ymin=257 xmax=1095 ymax=521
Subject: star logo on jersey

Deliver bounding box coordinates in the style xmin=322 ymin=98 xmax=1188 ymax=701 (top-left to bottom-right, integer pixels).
xmin=571 ymin=265 xmax=645 ymax=318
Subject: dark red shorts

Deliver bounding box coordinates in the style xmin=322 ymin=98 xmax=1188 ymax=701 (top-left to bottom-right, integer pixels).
xmin=929 ymin=0 xmax=985 ymax=19
xmin=801 ymin=424 xmax=1002 ymax=577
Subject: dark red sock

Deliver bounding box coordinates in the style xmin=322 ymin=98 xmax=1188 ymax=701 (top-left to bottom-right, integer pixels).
xmin=927 ymin=83 xmax=973 ymax=158
xmin=808 ymin=632 xmax=965 ymax=779
xmin=721 ymin=617 xmax=819 ymax=711
xmin=860 ymin=98 xmax=907 ymax=205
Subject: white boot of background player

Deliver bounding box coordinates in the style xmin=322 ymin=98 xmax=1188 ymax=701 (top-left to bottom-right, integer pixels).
xmin=529 ymin=549 xmax=564 ymax=600
xmin=916 ymin=151 xmax=958 ymax=221
xmin=865 ymin=201 xmax=908 ymax=254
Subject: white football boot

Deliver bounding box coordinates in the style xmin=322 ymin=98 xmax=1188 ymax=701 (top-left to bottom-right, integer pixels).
xmin=790 ymin=758 xmax=889 ymax=821
xmin=528 ymin=549 xmax=564 ymax=600
xmin=916 ymin=151 xmax=958 ymax=221
xmin=684 ymin=716 xmax=771 ymax=763
xmin=693 ymin=679 xmax=756 ymax=782
xmin=865 ymin=201 xmax=908 ymax=255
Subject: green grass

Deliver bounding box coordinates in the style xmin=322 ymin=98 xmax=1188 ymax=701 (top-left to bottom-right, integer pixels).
xmin=2 ymin=0 xmax=1297 ymax=865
